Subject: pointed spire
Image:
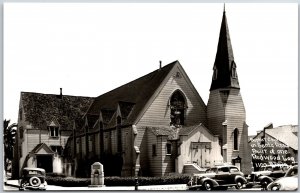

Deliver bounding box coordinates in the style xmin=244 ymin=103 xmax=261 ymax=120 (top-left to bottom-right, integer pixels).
xmin=210 ymin=6 xmax=240 ymax=91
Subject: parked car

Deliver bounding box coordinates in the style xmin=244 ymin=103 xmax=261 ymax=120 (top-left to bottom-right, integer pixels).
xmin=187 ymin=165 xmax=247 ymax=190
xmin=19 ymin=167 xmax=47 ymax=191
xmin=246 ymin=164 xmax=289 ymax=189
xmin=267 ymin=165 xmax=298 ymax=191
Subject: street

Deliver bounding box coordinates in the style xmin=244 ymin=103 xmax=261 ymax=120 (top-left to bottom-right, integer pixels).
xmin=4 ymin=183 xmax=263 ymax=191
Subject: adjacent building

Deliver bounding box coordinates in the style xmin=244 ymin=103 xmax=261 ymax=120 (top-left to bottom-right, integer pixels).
xmin=13 ymin=9 xmax=252 ymax=178
xmin=12 ymin=91 xmax=94 ymax=178
xmin=249 ymin=124 xmax=298 ymax=171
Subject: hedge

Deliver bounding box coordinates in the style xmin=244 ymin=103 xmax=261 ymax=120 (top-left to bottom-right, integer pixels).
xmin=46 ymin=174 xmax=191 ymax=187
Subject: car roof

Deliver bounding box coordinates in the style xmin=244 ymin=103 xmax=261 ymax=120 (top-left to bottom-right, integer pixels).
xmin=211 ymin=165 xmax=238 ymax=169
xmin=23 ymin=167 xmax=46 ymax=172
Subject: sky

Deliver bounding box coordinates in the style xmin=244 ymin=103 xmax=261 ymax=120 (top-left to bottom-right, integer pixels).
xmin=3 ymin=3 xmax=298 ymax=135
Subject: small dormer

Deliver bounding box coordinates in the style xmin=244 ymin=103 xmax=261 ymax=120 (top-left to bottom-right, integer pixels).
xmin=47 ymin=118 xmax=60 ymax=138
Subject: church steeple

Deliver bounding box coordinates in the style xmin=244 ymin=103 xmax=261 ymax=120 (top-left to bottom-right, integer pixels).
xmin=210 ymin=8 xmax=240 ymax=91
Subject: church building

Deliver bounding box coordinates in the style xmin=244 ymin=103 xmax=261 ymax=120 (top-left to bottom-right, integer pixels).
xmin=14 ymin=8 xmax=251 ymax=178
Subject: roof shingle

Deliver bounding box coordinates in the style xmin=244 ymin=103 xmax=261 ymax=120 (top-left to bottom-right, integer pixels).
xmin=87 ymin=61 xmax=178 ymax=126
xmin=21 ymin=92 xmax=94 ymax=130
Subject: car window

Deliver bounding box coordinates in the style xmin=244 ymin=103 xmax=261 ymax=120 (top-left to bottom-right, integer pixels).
xmin=273 ymin=166 xmax=281 ymax=171
xmin=230 ymin=167 xmax=239 ymax=172
xmin=218 ymin=167 xmax=230 ymax=173
xmin=266 ymin=166 xmax=272 ymax=171
xmin=259 ymin=166 xmax=266 ymax=171
xmin=282 ymin=166 xmax=289 ymax=171
xmin=285 ymin=168 xmax=298 ymax=177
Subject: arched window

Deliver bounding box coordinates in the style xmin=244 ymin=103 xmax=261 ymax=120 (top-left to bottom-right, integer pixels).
xmin=213 ymin=66 xmax=218 ymax=80
xmin=170 ymin=90 xmax=186 ymax=127
xmin=117 ymin=116 xmax=122 ymax=153
xmin=233 ymin=128 xmax=239 ymax=150
xmin=231 ymin=61 xmax=237 ymax=79
xmin=99 ymin=121 xmax=104 ymax=155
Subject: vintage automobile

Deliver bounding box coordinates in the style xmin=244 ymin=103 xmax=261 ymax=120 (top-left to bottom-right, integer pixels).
xmin=19 ymin=167 xmax=47 ymax=191
xmin=246 ymin=164 xmax=289 ymax=189
xmin=187 ymin=165 xmax=247 ymax=190
xmin=267 ymin=165 xmax=298 ymax=191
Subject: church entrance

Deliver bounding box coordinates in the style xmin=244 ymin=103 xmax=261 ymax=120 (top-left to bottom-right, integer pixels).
xmin=36 ymin=155 xmax=53 ymax=173
xmin=191 ymin=142 xmax=211 ymax=168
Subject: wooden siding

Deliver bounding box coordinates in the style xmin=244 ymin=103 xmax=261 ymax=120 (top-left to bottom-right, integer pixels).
xmin=26 ymin=129 xmax=70 ymax=153
xmin=147 ymin=131 xmax=162 ymax=176
xmin=177 ymin=128 xmax=222 ymax=173
xmin=95 ymin=132 xmax=100 ymax=156
xmin=207 ymin=88 xmax=251 ymax=174
xmin=111 ymin=130 xmax=117 ymax=154
xmin=207 ymin=90 xmax=226 ymax=137
xmin=121 ymin=127 xmax=134 ymax=176
xmin=161 ymin=136 xmax=175 ymax=175
xmin=138 ymin=66 xmax=207 ymax=127
xmin=81 ymin=136 xmax=86 ymax=157
xmin=136 ymin=126 xmax=148 ymax=176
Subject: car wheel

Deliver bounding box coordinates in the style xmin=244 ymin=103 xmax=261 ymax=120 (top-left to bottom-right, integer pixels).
xmin=29 ymin=176 xmax=41 ymax=187
xmin=261 ymin=179 xmax=270 ymax=190
xmin=235 ymin=179 xmax=244 ymax=189
xmin=270 ymin=185 xmax=280 ymax=191
xmin=202 ymin=181 xmax=213 ymax=191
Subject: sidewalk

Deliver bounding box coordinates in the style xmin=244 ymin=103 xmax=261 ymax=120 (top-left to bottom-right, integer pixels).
xmin=5 ymin=180 xmax=188 ymax=191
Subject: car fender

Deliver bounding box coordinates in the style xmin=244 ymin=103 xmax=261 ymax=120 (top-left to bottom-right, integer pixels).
xmin=199 ymin=177 xmax=219 ymax=187
xmin=235 ymin=176 xmax=247 ymax=184
xmin=258 ymin=175 xmax=273 ymax=183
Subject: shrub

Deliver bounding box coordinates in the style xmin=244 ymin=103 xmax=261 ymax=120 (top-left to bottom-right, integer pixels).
xmin=46 ymin=174 xmax=191 ymax=187
xmin=46 ymin=176 xmax=90 ymax=187
xmin=46 ymin=173 xmax=67 ymax=178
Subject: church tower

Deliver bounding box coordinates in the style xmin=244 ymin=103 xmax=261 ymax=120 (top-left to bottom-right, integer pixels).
xmin=207 ymin=7 xmax=251 ymax=174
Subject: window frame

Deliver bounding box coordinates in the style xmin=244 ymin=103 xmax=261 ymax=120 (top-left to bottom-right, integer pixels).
xmin=48 ymin=126 xmax=59 ymax=138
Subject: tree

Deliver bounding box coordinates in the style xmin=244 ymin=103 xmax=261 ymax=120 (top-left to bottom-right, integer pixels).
xmin=3 ymin=119 xmax=17 ymax=173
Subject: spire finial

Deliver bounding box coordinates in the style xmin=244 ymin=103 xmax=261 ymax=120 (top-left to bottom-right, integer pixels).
xmin=223 ymin=3 xmax=226 ymax=13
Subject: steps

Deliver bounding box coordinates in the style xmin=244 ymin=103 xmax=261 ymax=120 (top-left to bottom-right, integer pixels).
xmin=183 ymin=163 xmax=206 ymax=174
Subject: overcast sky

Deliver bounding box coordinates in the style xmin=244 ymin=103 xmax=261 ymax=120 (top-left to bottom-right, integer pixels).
xmin=3 ymin=3 xmax=298 ymax=135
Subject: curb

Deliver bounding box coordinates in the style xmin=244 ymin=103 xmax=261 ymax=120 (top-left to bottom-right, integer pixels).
xmin=5 ymin=181 xmax=19 ymax=188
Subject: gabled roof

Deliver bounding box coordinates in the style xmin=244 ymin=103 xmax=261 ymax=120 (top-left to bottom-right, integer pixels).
xmin=86 ymin=61 xmax=178 ymax=125
xmin=265 ymin=125 xmax=298 ymax=150
xmin=146 ymin=124 xmax=214 ymax=140
xmin=147 ymin=126 xmax=179 ymax=140
xmin=21 ymin=92 xmax=94 ymax=130
xmin=178 ymin=123 xmax=215 ymax=137
xmin=210 ymin=10 xmax=240 ymax=91
xmin=30 ymin=143 xmax=55 ymax=154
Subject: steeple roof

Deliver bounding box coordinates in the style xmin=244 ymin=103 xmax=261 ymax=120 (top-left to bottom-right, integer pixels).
xmin=210 ymin=9 xmax=240 ymax=91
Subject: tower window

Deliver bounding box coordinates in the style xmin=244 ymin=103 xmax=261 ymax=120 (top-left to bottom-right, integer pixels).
xmin=170 ymin=90 xmax=186 ymax=127
xmin=152 ymin=144 xmax=157 ymax=156
xmin=213 ymin=66 xmax=218 ymax=80
xmin=166 ymin=143 xmax=172 ymax=155
xmin=233 ymin=128 xmax=239 ymax=150
xmin=231 ymin=61 xmax=237 ymax=79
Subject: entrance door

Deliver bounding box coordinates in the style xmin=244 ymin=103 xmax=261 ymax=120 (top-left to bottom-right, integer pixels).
xmin=191 ymin=142 xmax=211 ymax=167
xmin=36 ymin=155 xmax=53 ymax=173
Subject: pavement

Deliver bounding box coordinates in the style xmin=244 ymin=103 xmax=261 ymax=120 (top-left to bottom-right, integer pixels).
xmin=5 ymin=180 xmax=188 ymax=191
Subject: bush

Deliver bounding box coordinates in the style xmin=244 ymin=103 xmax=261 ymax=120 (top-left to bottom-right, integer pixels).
xmin=46 ymin=176 xmax=90 ymax=187
xmin=46 ymin=174 xmax=191 ymax=187
xmin=46 ymin=173 xmax=67 ymax=178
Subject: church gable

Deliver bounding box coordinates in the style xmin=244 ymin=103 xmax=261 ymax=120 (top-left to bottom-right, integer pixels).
xmin=137 ymin=62 xmax=207 ymax=127
xmin=30 ymin=143 xmax=55 ymax=155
